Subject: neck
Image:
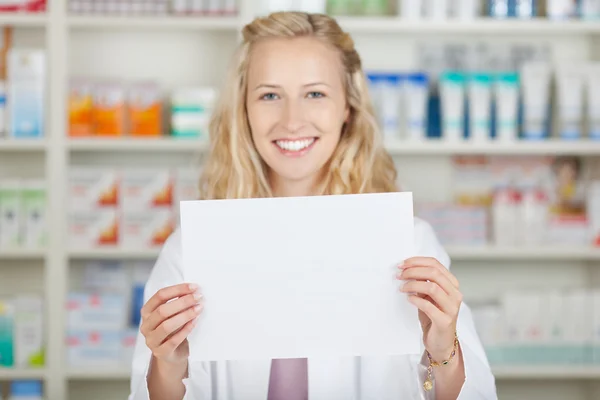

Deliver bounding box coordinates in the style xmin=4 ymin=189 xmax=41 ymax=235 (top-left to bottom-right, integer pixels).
xmin=270 ymin=174 xmax=320 ymax=198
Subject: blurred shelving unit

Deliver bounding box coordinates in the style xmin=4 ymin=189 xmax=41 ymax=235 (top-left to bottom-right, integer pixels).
xmin=67 ymin=137 xmax=210 ymax=152
xmin=0 ymin=368 xmax=48 ymax=380
xmin=67 ymin=14 xmax=239 ymax=30
xmin=0 ymin=1 xmax=598 ymax=400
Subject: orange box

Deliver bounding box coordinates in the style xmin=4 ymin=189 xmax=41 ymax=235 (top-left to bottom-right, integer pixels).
xmin=68 ymin=79 xmax=93 ymax=137
xmin=128 ymin=82 xmax=162 ymax=136
xmin=92 ymin=82 xmax=126 ymax=136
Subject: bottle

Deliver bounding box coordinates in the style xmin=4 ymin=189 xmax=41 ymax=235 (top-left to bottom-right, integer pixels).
xmin=8 ymin=380 xmax=43 ymax=400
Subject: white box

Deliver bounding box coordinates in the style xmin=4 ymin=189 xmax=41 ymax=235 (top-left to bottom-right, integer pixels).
xmin=120 ymin=169 xmax=173 ymax=212
xmin=13 ymin=295 xmax=44 ymax=368
xmin=21 ymin=181 xmax=47 ymax=249
xmin=69 ymin=168 xmax=119 ymax=212
xmin=121 ymin=328 xmax=138 ymax=366
xmin=68 ymin=209 xmax=119 ymax=248
xmin=66 ymin=330 xmax=122 ymax=367
xmin=121 ymin=209 xmax=174 ymax=249
xmin=66 ymin=293 xmax=127 ymax=331
xmin=0 ymin=180 xmax=22 ymax=249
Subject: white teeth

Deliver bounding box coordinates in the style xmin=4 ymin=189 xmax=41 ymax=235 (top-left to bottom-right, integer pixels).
xmin=275 ymin=138 xmax=315 ymax=152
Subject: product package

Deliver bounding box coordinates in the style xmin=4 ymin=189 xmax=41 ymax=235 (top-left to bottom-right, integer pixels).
xmin=8 ymin=49 xmax=45 ymax=139
xmin=120 ymin=169 xmax=173 ymax=211
xmin=494 ymin=72 xmax=520 ymax=141
xmin=546 ymin=0 xmax=578 ymax=19
xmin=128 ymin=82 xmax=163 ymax=136
xmin=21 ymin=181 xmax=47 ymax=249
xmin=68 ymin=168 xmax=119 ymax=211
xmin=120 ymin=209 xmax=174 ymax=249
xmin=13 ymin=296 xmax=44 ymax=368
xmin=92 ymin=82 xmax=126 ymax=136
xmin=587 ymin=63 xmax=600 ymax=140
xmin=468 ymin=73 xmax=493 ymax=141
xmin=66 ymin=330 xmax=122 ymax=367
xmin=520 ymin=62 xmax=552 ymax=140
xmin=0 ymin=181 xmax=21 ymax=249
xmin=555 ymin=65 xmax=584 ymax=140
xmin=581 ymin=0 xmax=600 ymax=19
xmin=68 ymin=209 xmax=119 ymax=248
xmin=440 ymin=72 xmax=467 ymax=141
xmin=66 ymin=293 xmax=127 ymax=331
xmin=0 ymin=300 xmax=14 ymax=367
xmin=170 ymin=87 xmax=217 ymax=139
xmin=68 ymin=79 xmax=94 ymax=137
xmin=403 ymin=73 xmax=428 ymax=141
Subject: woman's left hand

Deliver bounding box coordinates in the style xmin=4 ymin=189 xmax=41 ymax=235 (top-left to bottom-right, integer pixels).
xmin=397 ymin=257 xmax=463 ymax=361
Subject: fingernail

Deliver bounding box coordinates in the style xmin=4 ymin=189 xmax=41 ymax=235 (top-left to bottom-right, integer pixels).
xmin=193 ymin=292 xmax=203 ymax=301
xmin=189 ymin=283 xmax=199 ymax=291
xmin=194 ymin=304 xmax=203 ymax=313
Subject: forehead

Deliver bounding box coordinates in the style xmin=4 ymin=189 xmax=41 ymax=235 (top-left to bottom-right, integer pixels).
xmin=247 ymin=36 xmax=344 ymax=84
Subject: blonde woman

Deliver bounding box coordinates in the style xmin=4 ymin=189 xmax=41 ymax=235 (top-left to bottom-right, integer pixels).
xmin=129 ymin=11 xmax=497 ymax=400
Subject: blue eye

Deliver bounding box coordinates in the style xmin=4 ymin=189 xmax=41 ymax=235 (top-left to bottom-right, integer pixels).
xmin=261 ymin=93 xmax=279 ymax=100
xmin=307 ymin=91 xmax=324 ymax=99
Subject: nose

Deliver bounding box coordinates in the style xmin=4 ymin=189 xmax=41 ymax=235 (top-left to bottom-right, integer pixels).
xmin=281 ymin=98 xmax=304 ymax=133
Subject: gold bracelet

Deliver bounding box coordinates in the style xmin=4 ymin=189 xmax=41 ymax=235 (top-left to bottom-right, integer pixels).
xmin=423 ymin=331 xmax=459 ymax=392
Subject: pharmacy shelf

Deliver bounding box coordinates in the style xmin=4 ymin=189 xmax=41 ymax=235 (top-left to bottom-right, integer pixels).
xmin=63 ymin=366 xmax=600 ymax=381
xmin=0 ymin=12 xmax=47 ymax=27
xmin=67 ymin=15 xmax=239 ymax=30
xmin=0 ymin=368 xmax=47 ymax=380
xmin=67 ymin=137 xmax=209 ymax=152
xmin=68 ymin=248 xmax=160 ymax=260
xmin=0 ymin=248 xmax=47 ymax=260
xmin=492 ymin=366 xmax=600 ymax=380
xmin=336 ymin=17 xmax=600 ymax=35
xmin=384 ymin=139 xmax=600 ymax=156
xmin=66 ymin=368 xmax=131 ymax=380
xmin=67 ymin=247 xmax=600 ymax=262
xmin=66 ymin=138 xmax=600 ymax=155
xmin=447 ymin=246 xmax=600 ymax=261
xmin=0 ymin=138 xmax=47 ymax=152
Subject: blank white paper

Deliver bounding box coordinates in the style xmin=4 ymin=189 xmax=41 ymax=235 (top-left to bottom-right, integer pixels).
xmin=180 ymin=192 xmax=421 ymax=362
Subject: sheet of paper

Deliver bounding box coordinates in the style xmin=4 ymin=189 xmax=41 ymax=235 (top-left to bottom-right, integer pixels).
xmin=180 ymin=192 xmax=421 ymax=362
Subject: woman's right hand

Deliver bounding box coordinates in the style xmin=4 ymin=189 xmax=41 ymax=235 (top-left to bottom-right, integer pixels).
xmin=140 ymin=283 xmax=204 ymax=365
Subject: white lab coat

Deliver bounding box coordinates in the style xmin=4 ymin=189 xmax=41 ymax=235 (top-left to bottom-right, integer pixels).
xmin=128 ymin=218 xmax=498 ymax=400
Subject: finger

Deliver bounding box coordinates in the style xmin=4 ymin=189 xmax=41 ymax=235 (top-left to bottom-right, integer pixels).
xmin=400 ymin=280 xmax=456 ymax=315
xmin=408 ymin=294 xmax=452 ymax=328
xmin=401 ymin=257 xmax=459 ymax=289
xmin=147 ymin=303 xmax=203 ymax=349
xmin=144 ymin=292 xmax=203 ymax=332
xmin=152 ymin=319 xmax=196 ymax=358
xmin=154 ymin=318 xmax=197 ymax=357
xmin=141 ymin=283 xmax=199 ymax=320
xmin=398 ymin=266 xmax=460 ymax=300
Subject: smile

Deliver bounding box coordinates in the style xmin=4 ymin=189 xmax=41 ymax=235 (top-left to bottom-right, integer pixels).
xmin=273 ymin=137 xmax=318 ymax=156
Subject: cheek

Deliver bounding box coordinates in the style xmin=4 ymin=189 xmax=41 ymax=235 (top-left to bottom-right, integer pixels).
xmin=248 ymin=103 xmax=279 ymax=142
xmin=306 ymin=103 xmax=345 ymax=134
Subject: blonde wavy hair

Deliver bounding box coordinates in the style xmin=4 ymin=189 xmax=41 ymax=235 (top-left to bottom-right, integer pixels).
xmin=199 ymin=11 xmax=398 ymax=199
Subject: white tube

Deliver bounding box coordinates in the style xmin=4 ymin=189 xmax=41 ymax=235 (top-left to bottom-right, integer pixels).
xmin=404 ymin=73 xmax=428 ymax=141
xmin=556 ymin=64 xmax=584 ymax=140
xmin=587 ymin=63 xmax=600 ymax=140
xmin=494 ymin=73 xmax=520 ymax=142
xmin=440 ymin=72 xmax=466 ymax=141
xmin=521 ymin=62 xmax=551 ymax=140
xmin=468 ymin=73 xmax=492 ymax=142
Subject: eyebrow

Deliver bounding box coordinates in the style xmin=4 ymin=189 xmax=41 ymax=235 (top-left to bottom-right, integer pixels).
xmin=253 ymin=82 xmax=331 ymax=91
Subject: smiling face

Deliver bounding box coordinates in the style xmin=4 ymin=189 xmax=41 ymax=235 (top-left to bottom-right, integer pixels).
xmin=246 ymin=36 xmax=350 ymax=197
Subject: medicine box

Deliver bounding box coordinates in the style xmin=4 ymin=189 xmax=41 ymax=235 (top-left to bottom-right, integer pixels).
xmin=92 ymin=82 xmax=126 ymax=136
xmin=128 ymin=82 xmax=162 ymax=136
xmin=120 ymin=169 xmax=173 ymax=211
xmin=68 ymin=209 xmax=119 ymax=248
xmin=0 ymin=180 xmax=21 ymax=249
xmin=13 ymin=295 xmax=44 ymax=368
xmin=21 ymin=181 xmax=47 ymax=249
xmin=8 ymin=49 xmax=45 ymax=139
xmin=66 ymin=330 xmax=121 ymax=367
xmin=66 ymin=293 xmax=127 ymax=331
xmin=69 ymin=168 xmax=119 ymax=211
xmin=121 ymin=209 xmax=174 ymax=249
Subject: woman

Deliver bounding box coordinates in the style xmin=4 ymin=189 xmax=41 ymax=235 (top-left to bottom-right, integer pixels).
xmin=129 ymin=11 xmax=497 ymax=400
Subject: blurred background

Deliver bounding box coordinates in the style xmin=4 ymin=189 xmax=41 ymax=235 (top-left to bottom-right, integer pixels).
xmin=0 ymin=0 xmax=599 ymax=399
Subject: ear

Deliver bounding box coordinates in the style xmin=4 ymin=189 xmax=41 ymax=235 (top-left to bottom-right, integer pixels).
xmin=343 ymin=105 xmax=350 ymax=123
